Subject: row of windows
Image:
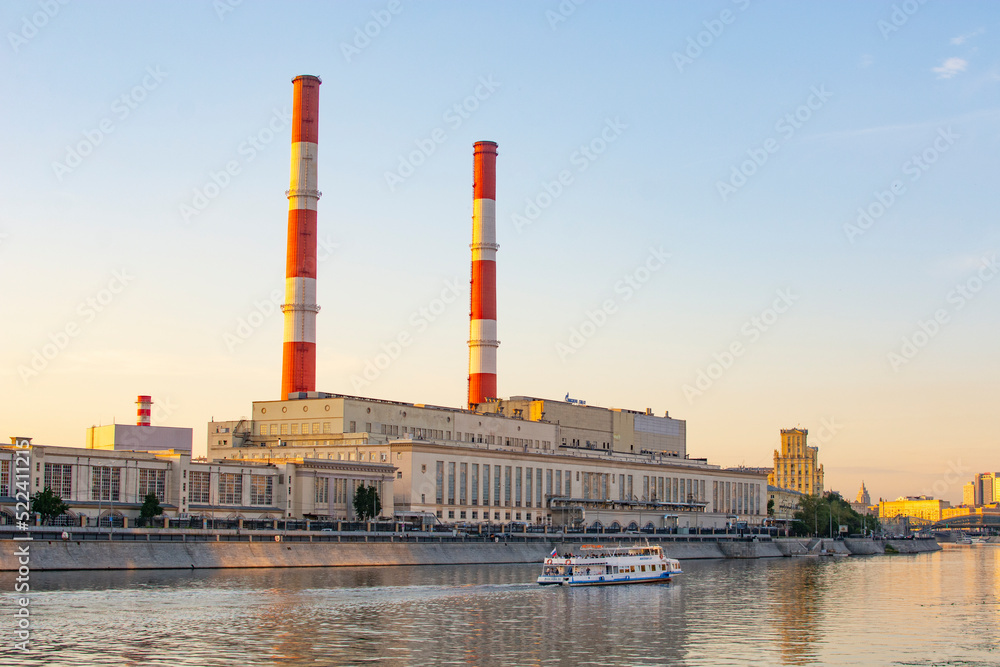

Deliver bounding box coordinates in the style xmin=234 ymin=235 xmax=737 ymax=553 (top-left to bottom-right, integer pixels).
xmin=441 ymin=509 xmax=538 ymax=522
xmin=639 ymin=475 xmax=705 ymax=504
xmin=255 ymin=420 xmax=552 ymax=450
xmin=0 ymin=460 xmax=8 ymax=496
xmin=36 ymin=464 xmax=168 ymax=503
xmin=314 ymin=478 xmax=362 ymax=506
xmin=435 ymin=463 xmax=572 ymax=508
xmin=713 ymin=481 xmax=762 ymax=515
xmin=259 ymin=422 xmax=334 ymax=436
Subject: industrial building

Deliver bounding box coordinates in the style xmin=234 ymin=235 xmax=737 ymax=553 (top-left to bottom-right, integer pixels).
xmin=0 ymin=435 xmax=394 ymax=526
xmin=2 ymin=75 xmax=768 ymax=530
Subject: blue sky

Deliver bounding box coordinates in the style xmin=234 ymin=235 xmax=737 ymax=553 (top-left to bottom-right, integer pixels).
xmin=2 ymin=1 xmax=998 ymax=504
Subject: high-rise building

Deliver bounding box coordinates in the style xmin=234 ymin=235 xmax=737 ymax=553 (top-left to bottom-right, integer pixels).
xmin=856 ymin=481 xmax=870 ymax=506
xmin=767 ymin=428 xmax=824 ymax=496
xmin=963 ymin=481 xmax=977 ymax=506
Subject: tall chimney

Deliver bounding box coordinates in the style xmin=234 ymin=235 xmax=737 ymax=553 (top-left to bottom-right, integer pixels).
xmin=468 ymin=141 xmax=499 ymax=409
xmin=136 ymin=395 xmax=152 ymax=426
xmin=281 ymin=75 xmax=322 ymax=399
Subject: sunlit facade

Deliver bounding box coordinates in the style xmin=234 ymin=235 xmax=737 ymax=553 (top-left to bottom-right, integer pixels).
xmin=767 ymin=428 xmax=824 ymax=496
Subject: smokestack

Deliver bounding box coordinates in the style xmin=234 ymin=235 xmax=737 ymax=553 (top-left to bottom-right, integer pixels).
xmin=136 ymin=395 xmax=152 ymax=426
xmin=281 ymin=75 xmax=322 ymax=399
xmin=468 ymin=141 xmax=499 ymax=409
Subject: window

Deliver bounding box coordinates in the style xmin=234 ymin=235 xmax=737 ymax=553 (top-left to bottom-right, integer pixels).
xmin=436 ymin=461 xmax=444 ymax=505
xmin=494 ymin=466 xmax=501 ymax=507
xmin=448 ymin=510 xmax=455 ymax=519
xmin=483 ymin=464 xmax=490 ymax=506
xmin=270 ymin=425 xmax=277 ymax=436
xmin=91 ymin=466 xmax=121 ymax=502
xmin=0 ymin=460 xmax=9 ymax=496
xmin=565 ymin=471 xmax=571 ymax=497
xmin=460 ymin=463 xmax=467 ymax=505
xmin=138 ymin=468 xmax=166 ymax=502
xmin=189 ymin=471 xmax=211 ymax=503
xmin=313 ymin=423 xmax=321 ymax=434
xmin=280 ymin=424 xmax=289 ymax=435
xmin=504 ymin=466 xmax=512 ymax=507
xmin=44 ymin=463 xmax=72 ymax=498
xmin=515 ymin=467 xmax=522 ymax=507
xmin=537 ymin=469 xmax=543 ymax=506
xmin=471 ymin=464 xmax=479 ymax=506
xmin=555 ymin=470 xmax=562 ymax=497
xmin=259 ymin=424 xmax=267 ymax=436
xmin=525 ymin=467 xmax=532 ymax=508
xmin=349 ymin=421 xmax=356 ymax=432
xmin=219 ymin=473 xmax=242 ymax=505
xmin=448 ymin=462 xmax=456 ymax=505
xmin=248 ymin=475 xmax=272 ymax=505
xmin=333 ymin=479 xmax=348 ymax=505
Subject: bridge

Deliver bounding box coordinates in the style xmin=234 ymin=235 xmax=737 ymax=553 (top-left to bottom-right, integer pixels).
xmin=930 ymin=514 xmax=1000 ymax=531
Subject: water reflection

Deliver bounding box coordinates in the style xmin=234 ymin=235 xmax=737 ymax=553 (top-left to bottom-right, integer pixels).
xmin=2 ymin=549 xmax=999 ymax=666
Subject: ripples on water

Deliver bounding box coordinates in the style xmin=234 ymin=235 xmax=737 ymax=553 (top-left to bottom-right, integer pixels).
xmin=1 ymin=546 xmax=998 ymax=666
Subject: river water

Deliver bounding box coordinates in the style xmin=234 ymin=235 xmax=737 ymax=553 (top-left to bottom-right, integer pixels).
xmin=2 ymin=545 xmax=998 ymax=666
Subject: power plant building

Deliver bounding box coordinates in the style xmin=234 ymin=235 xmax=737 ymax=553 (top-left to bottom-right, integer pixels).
xmin=208 ymin=393 xmax=765 ymax=530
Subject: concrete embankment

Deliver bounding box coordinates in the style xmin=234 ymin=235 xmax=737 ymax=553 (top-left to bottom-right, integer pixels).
xmin=0 ymin=533 xmax=939 ymax=571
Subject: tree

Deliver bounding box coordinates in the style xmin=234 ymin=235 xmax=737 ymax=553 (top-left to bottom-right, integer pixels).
xmin=139 ymin=492 xmax=164 ymax=526
xmin=353 ymin=484 xmax=382 ymax=522
xmin=30 ymin=487 xmax=69 ymax=525
xmin=766 ymin=498 xmax=775 ymax=517
xmin=791 ymin=492 xmax=880 ymax=537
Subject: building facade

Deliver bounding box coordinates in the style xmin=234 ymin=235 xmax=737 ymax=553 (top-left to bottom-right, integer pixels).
xmin=0 ymin=438 xmax=395 ymax=525
xmin=208 ymin=394 xmax=767 ymax=529
xmin=768 ymin=428 xmax=824 ymax=496
xmin=878 ymin=496 xmax=951 ymax=524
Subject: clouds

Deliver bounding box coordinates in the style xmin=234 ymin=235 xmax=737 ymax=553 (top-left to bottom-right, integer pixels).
xmin=932 ymin=57 xmax=968 ymax=79
xmin=950 ymin=27 xmax=985 ymax=45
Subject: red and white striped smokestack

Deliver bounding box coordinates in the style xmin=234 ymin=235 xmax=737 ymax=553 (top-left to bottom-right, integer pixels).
xmin=468 ymin=141 xmax=499 ymax=409
xmin=281 ymin=75 xmax=322 ymax=399
xmin=136 ymin=395 xmax=152 ymax=427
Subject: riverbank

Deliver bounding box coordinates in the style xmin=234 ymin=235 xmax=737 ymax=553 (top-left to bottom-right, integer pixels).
xmin=0 ymin=528 xmax=940 ymax=571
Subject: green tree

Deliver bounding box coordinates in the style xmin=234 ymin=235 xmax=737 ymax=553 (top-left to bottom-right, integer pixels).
xmin=353 ymin=484 xmax=382 ymax=522
xmin=30 ymin=487 xmax=70 ymax=525
xmin=766 ymin=498 xmax=775 ymax=517
xmin=791 ymin=492 xmax=880 ymax=537
xmin=139 ymin=492 xmax=164 ymax=526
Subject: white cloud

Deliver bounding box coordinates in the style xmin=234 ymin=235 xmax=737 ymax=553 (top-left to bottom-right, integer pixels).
xmin=932 ymin=57 xmax=968 ymax=79
xmin=951 ymin=28 xmax=985 ymax=45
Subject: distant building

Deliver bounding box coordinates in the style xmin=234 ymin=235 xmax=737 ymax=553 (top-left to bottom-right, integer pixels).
xmin=767 ymin=485 xmax=804 ymax=523
xmin=850 ymin=482 xmax=873 ymax=515
xmin=878 ymin=496 xmax=951 ymax=524
xmin=976 ymin=473 xmax=999 ymax=506
xmin=767 ymin=428 xmax=824 ymax=496
xmin=941 ymin=504 xmax=1000 ymax=522
xmin=963 ymin=482 xmax=978 ymax=507
xmin=86 ymin=423 xmax=193 ymax=452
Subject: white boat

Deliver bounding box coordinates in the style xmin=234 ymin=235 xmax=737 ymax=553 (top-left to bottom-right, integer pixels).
xmin=537 ymin=543 xmax=682 ymax=587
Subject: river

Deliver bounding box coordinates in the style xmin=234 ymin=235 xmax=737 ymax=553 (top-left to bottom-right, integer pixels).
xmin=2 ymin=545 xmax=997 ymax=666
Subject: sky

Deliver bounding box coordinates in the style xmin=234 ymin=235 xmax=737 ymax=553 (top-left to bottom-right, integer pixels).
xmin=2 ymin=1 xmax=998 ymax=505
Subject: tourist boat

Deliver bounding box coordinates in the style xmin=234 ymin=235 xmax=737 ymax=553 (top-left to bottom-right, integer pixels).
xmin=537 ymin=543 xmax=682 ymax=586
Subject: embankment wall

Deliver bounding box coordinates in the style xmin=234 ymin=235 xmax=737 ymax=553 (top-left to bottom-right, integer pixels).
xmin=0 ymin=536 xmax=940 ymax=571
